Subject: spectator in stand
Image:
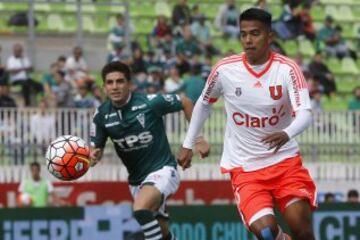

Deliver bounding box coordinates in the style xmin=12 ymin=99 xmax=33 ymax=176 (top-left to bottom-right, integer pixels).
xmin=107 ymin=42 xmax=131 ymax=65
xmin=191 ymin=14 xmax=219 ymax=56
xmin=176 ymin=25 xmax=201 ymax=59
xmin=164 ymin=66 xmax=182 ymax=93
xmin=323 ymin=192 xmax=336 ymax=203
xmin=299 ymin=3 xmax=316 ymax=41
xmin=214 ymin=0 xmax=240 ymax=39
xmin=308 ymin=51 xmax=336 ymax=97
xmin=347 ymin=189 xmax=359 ymax=203
xmin=316 ymin=16 xmax=350 ymax=59
xmin=18 ymin=162 xmax=65 ymax=207
xmin=172 ymin=0 xmax=191 ymax=27
xmin=348 ymin=86 xmax=360 ymax=110
xmin=52 ymin=67 xmax=74 ymax=108
xmin=42 ymin=63 xmax=60 ymax=107
xmin=57 ymin=55 xmax=67 ymax=76
xmin=147 ymin=66 xmax=164 ymax=93
xmin=151 ymin=15 xmax=172 ymax=51
xmin=170 ymin=63 xmax=205 ymax=104
xmin=254 ymin=0 xmax=270 ymax=13
xmin=74 ymin=84 xmax=100 ymax=108
xmin=272 ymin=1 xmax=302 ymax=40
xmin=190 ymin=4 xmax=202 ymax=23
xmin=30 ymin=99 xmax=55 ymax=152
xmin=201 ymin=54 xmax=212 ymax=80
xmin=108 ymin=13 xmax=134 ymax=51
xmin=0 ymin=81 xmax=17 ymax=107
xmin=294 ymin=52 xmax=310 ymax=79
xmin=0 ymin=45 xmax=7 ymax=84
xmin=6 ymin=43 xmax=42 ymax=106
xmin=65 ymin=46 xmax=95 ymax=89
xmin=131 ymin=48 xmax=148 ymax=75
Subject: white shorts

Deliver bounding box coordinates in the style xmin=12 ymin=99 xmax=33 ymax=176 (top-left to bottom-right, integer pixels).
xmin=129 ymin=166 xmax=180 ymax=218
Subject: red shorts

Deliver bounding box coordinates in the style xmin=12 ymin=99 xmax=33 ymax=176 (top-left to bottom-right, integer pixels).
xmin=230 ymin=155 xmax=317 ymax=227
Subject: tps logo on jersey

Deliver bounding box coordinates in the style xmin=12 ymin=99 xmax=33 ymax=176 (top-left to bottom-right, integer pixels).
xmin=269 ymin=85 xmax=283 ymax=100
xmin=232 ymin=104 xmax=286 ymax=128
xmin=113 ymin=131 xmax=153 ymax=150
xmin=235 ymin=87 xmax=242 ymax=96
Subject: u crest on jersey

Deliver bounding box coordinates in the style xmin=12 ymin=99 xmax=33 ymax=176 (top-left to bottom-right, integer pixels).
xmin=269 ymin=85 xmax=283 ymax=100
xmin=235 ymin=87 xmax=242 ymax=97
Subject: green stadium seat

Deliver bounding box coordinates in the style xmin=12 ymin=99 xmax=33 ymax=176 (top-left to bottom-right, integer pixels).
xmin=47 ymin=14 xmax=65 ymax=32
xmin=326 ymin=58 xmax=342 ymax=74
xmin=310 ymin=5 xmax=325 ymax=22
xmin=64 ymin=3 xmax=77 ymax=13
xmin=130 ymin=1 xmax=155 ymax=17
xmin=325 ymin=5 xmax=339 ymax=21
xmin=82 ymin=15 xmax=96 ymax=33
xmin=155 ymin=1 xmax=171 ymax=18
xmin=282 ymin=40 xmax=298 ymax=57
xmin=109 ymin=5 xmax=125 ymax=14
xmin=82 ymin=4 xmax=96 ymax=14
xmin=270 ymin=4 xmax=283 ymax=20
xmin=62 ymin=15 xmax=77 ymax=32
xmin=339 ymin=6 xmax=354 ymax=22
xmin=134 ymin=18 xmax=154 ymax=35
xmin=201 ymin=3 xmax=219 ymax=19
xmin=341 ymin=57 xmax=359 ymax=75
xmin=34 ymin=3 xmax=51 ymax=12
xmin=299 ymin=39 xmax=315 ymax=57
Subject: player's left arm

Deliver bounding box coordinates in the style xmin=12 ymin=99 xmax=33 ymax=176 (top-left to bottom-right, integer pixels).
xmin=262 ymin=65 xmax=313 ymax=153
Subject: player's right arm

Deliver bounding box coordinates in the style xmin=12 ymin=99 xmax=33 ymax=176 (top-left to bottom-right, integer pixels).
xmin=90 ymin=109 xmax=107 ymax=166
xmin=177 ymin=66 xmax=223 ymax=169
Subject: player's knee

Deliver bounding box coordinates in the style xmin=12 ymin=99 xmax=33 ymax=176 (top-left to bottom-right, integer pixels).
xmin=133 ymin=209 xmax=156 ymax=225
xmin=257 ymin=226 xmax=288 ymax=240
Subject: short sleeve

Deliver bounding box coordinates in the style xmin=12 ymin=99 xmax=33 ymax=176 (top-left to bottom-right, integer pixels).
xmin=200 ymin=66 xmax=223 ymax=105
xmin=148 ymin=93 xmax=183 ymax=116
xmin=90 ymin=109 xmax=108 ymax=148
xmin=285 ymin=64 xmax=312 ymax=112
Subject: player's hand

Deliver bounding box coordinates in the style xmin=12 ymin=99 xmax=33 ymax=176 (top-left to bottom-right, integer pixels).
xmin=90 ymin=148 xmax=103 ymax=167
xmin=195 ymin=136 xmax=210 ymax=159
xmin=261 ymin=131 xmax=290 ymax=153
xmin=176 ymin=147 xmax=193 ymax=170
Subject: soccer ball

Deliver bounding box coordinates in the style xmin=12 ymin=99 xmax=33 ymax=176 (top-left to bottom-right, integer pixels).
xmin=45 ymin=135 xmax=90 ymax=181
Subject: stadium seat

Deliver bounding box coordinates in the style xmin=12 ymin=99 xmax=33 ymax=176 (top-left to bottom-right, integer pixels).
xmin=46 ymin=14 xmax=65 ymax=32
xmin=34 ymin=3 xmax=51 ymax=12
xmin=326 ymin=58 xmax=342 ymax=74
xmin=341 ymin=57 xmax=359 ymax=75
xmin=82 ymin=3 xmax=96 ymax=14
xmin=270 ymin=4 xmax=283 ymax=19
xmin=62 ymin=15 xmax=78 ymax=33
xmin=130 ymin=1 xmax=155 ymax=17
xmin=134 ymin=18 xmax=154 ymax=35
xmin=64 ymin=3 xmax=77 ymax=13
xmin=82 ymin=15 xmax=96 ymax=33
xmin=155 ymin=1 xmax=171 ymax=18
xmin=282 ymin=40 xmax=298 ymax=57
xmin=310 ymin=5 xmax=326 ymax=22
xmin=299 ymin=39 xmax=315 ymax=57
xmin=339 ymin=6 xmax=354 ymax=22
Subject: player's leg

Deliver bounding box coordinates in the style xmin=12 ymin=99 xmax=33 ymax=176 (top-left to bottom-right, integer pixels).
xmin=132 ymin=166 xmax=179 ymax=240
xmin=132 ymin=185 xmax=164 ymax=240
xmin=283 ymin=199 xmax=315 ymax=240
xmin=274 ymin=156 xmax=317 ymax=240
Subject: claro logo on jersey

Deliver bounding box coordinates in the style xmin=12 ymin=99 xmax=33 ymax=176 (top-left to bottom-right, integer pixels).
xmin=232 ymin=105 xmax=286 ymax=128
xmin=113 ymin=131 xmax=153 ymax=150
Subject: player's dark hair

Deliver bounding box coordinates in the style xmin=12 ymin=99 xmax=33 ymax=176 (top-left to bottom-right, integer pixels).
xmin=348 ymin=189 xmax=359 ymax=198
xmin=101 ymin=61 xmax=131 ymax=83
xmin=30 ymin=161 xmax=40 ymax=169
xmin=239 ymin=8 xmax=272 ymax=31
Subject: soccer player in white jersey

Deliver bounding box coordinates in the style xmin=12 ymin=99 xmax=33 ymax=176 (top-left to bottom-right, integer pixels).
xmin=177 ymin=8 xmax=316 ymax=240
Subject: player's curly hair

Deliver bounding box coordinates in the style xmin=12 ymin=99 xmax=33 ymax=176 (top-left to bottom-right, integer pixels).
xmin=101 ymin=61 xmax=131 ymax=83
xmin=239 ymin=8 xmax=272 ymax=31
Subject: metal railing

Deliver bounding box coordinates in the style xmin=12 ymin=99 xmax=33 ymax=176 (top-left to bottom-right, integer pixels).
xmin=0 ymin=108 xmax=360 ymax=166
